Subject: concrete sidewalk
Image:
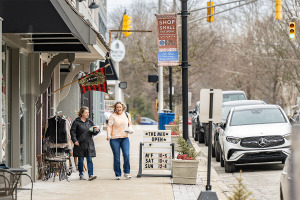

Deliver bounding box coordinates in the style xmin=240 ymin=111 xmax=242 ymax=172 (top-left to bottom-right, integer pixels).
xmin=18 ymin=125 xmax=173 ymax=200
xmin=172 ymin=127 xmax=230 ymax=200
xmin=18 ymin=125 xmax=230 ymax=200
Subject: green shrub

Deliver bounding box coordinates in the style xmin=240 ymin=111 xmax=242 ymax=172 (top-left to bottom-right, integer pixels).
xmin=227 ymin=170 xmax=255 ymax=200
xmin=177 ymin=136 xmax=200 ymax=160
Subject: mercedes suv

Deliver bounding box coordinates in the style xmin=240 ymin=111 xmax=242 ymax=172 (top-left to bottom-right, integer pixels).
xmin=219 ymin=104 xmax=291 ymax=173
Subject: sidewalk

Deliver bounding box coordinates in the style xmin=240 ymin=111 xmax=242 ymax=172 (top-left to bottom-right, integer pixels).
xmin=172 ymin=127 xmax=230 ymax=200
xmin=18 ymin=125 xmax=229 ymax=200
xmin=18 ymin=125 xmax=173 ymax=200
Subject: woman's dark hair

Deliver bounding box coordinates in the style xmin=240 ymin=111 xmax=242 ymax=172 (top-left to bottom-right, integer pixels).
xmin=77 ymin=106 xmax=89 ymax=117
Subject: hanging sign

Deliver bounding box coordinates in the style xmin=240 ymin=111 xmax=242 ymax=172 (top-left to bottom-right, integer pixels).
xmin=142 ymin=130 xmax=172 ymax=170
xmin=156 ymin=14 xmax=179 ymax=66
xmin=110 ymin=40 xmax=125 ymax=62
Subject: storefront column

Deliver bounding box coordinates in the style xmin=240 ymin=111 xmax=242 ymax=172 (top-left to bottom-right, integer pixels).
xmin=28 ymin=53 xmax=40 ymax=181
xmin=11 ymin=48 xmax=20 ymax=168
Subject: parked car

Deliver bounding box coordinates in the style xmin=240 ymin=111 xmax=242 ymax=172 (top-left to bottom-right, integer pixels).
xmin=189 ymin=101 xmax=205 ymax=143
xmin=140 ymin=117 xmax=157 ymax=125
xmin=280 ymin=154 xmax=291 ymax=200
xmin=219 ymin=104 xmax=291 ymax=173
xmin=201 ymin=90 xmax=248 ymax=146
xmin=222 ymin=90 xmax=247 ymax=102
xmin=280 ymin=124 xmax=300 ymax=200
xmin=213 ymin=100 xmax=266 ymax=161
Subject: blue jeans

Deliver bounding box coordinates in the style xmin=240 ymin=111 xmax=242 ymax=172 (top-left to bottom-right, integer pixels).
xmin=78 ymin=156 xmax=93 ymax=177
xmin=110 ymin=138 xmax=130 ymax=177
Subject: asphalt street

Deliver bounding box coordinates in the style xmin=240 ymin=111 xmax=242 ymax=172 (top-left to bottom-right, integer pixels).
xmin=197 ymin=141 xmax=284 ymax=200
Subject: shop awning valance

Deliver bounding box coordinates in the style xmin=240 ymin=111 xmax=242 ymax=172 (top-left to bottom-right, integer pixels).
xmin=0 ymin=0 xmax=107 ymax=53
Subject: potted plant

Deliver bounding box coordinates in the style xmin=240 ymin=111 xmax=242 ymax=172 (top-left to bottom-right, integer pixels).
xmin=172 ymin=137 xmax=200 ymax=184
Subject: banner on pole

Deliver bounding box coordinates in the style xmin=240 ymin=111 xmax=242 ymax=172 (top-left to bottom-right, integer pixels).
xmin=78 ymin=68 xmax=108 ymax=94
xmin=156 ymin=14 xmax=179 ymax=66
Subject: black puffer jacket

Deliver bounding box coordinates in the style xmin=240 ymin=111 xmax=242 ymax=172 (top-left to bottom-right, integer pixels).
xmin=70 ymin=118 xmax=99 ymax=157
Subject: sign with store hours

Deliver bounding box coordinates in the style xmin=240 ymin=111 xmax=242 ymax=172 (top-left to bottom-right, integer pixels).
xmin=143 ymin=130 xmax=172 ymax=170
xmin=110 ymin=39 xmax=125 ymax=62
xmin=143 ymin=130 xmax=171 ymax=143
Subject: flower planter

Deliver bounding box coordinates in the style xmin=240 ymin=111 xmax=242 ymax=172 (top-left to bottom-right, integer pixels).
xmin=172 ymin=159 xmax=199 ymax=185
xmin=165 ymin=124 xmax=179 ymax=131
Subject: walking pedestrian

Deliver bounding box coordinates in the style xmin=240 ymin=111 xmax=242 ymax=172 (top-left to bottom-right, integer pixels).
xmin=107 ymin=101 xmax=133 ymax=180
xmin=71 ymin=106 xmax=99 ymax=181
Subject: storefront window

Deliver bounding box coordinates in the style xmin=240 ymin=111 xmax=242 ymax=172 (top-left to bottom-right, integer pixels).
xmin=20 ymin=52 xmax=30 ymax=166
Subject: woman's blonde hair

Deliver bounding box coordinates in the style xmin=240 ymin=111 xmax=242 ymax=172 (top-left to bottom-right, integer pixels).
xmin=112 ymin=101 xmax=126 ymax=113
xmin=77 ymin=106 xmax=89 ymax=117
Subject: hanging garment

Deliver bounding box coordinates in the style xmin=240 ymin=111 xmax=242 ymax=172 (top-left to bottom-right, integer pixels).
xmin=45 ymin=116 xmax=68 ymax=143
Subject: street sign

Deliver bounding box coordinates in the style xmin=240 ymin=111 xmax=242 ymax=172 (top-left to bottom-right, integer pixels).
xmin=199 ymin=89 xmax=222 ymax=123
xmin=110 ymin=40 xmax=125 ymax=62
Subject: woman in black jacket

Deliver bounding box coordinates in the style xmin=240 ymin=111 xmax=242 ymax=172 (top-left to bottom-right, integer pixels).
xmin=71 ymin=106 xmax=99 ymax=181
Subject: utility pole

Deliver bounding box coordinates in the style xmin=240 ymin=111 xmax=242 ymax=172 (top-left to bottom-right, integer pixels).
xmin=158 ymin=0 xmax=163 ymax=113
xmin=180 ymin=0 xmax=189 ymax=141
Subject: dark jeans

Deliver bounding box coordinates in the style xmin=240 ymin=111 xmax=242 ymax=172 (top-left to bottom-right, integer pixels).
xmin=78 ymin=156 xmax=93 ymax=177
xmin=110 ymin=137 xmax=130 ymax=177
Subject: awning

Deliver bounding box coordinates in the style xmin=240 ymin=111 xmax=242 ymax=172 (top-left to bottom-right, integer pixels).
xmin=0 ymin=0 xmax=108 ymax=54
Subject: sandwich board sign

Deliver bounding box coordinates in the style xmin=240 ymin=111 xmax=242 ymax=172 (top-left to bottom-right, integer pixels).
xmin=137 ymin=130 xmax=173 ymax=177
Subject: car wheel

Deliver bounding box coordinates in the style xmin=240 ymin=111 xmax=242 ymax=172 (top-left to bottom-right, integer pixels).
xmin=198 ymin=131 xmax=204 ymax=143
xmin=212 ymin=144 xmax=216 ymax=157
xmin=195 ymin=130 xmax=199 ymax=141
xmin=220 ymin=149 xmax=224 ymax=167
xmin=225 ymin=160 xmax=235 ymax=173
xmin=215 ymin=144 xmax=220 ymax=162
xmin=192 ymin=125 xmax=195 ymax=138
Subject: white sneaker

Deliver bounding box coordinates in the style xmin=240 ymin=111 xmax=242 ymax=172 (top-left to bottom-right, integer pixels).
xmin=116 ymin=176 xmax=121 ymax=180
xmin=124 ymin=174 xmax=131 ymax=179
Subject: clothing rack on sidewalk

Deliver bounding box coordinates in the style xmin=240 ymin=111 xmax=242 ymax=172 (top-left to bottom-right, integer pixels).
xmin=43 ymin=111 xmax=72 ymax=182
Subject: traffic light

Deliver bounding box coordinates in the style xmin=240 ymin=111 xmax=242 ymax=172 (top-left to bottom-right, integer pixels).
xmin=275 ymin=0 xmax=282 ymax=20
xmin=122 ymin=14 xmax=132 ymax=37
xmin=207 ymin=2 xmax=214 ymax=22
xmin=289 ymin=22 xmax=295 ymax=39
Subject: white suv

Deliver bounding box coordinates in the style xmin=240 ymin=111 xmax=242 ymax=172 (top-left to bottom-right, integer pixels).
xmin=219 ymin=104 xmax=291 ymax=173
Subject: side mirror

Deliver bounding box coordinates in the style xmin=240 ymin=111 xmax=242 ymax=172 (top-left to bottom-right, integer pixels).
xmin=220 ymin=122 xmax=226 ymax=129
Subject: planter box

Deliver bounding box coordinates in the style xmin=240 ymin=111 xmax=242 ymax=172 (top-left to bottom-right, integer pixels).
xmin=165 ymin=124 xmax=179 ymax=131
xmin=171 ymin=135 xmax=180 ymax=152
xmin=172 ymin=159 xmax=199 ymax=185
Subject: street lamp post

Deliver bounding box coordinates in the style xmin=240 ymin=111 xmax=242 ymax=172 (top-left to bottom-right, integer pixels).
xmin=180 ymin=0 xmax=189 ymax=141
xmin=169 ymin=66 xmax=172 ymax=112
